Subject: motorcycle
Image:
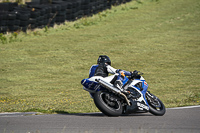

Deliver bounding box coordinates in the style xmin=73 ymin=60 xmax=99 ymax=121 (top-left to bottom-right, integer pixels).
xmin=81 ymin=70 xmax=166 ymax=116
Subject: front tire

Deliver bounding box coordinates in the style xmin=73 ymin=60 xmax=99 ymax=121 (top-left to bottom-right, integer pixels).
xmin=94 ymin=91 xmax=123 ymax=116
xmin=146 ymin=92 xmax=166 ymax=116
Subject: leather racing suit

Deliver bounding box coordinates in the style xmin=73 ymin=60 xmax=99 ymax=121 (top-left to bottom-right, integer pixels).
xmin=89 ymin=63 xmax=131 ymax=90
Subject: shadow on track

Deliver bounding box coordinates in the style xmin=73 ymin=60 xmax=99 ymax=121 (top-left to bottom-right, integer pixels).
xmin=54 ymin=111 xmax=153 ymax=117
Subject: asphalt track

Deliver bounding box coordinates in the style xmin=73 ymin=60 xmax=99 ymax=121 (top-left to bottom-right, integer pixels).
xmin=0 ymin=106 xmax=200 ymax=133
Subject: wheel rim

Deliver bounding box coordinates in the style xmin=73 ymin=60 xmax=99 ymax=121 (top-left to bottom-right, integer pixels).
xmin=147 ymin=93 xmax=163 ymax=111
xmin=99 ymin=92 xmax=121 ymax=111
xmin=150 ymin=98 xmax=162 ymax=110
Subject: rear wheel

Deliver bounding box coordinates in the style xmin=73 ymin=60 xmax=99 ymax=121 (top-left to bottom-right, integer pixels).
xmin=94 ymin=91 xmax=123 ymax=116
xmin=146 ymin=92 xmax=166 ymax=116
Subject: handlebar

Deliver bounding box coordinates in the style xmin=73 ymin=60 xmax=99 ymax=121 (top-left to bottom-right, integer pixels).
xmin=129 ymin=70 xmax=143 ymax=79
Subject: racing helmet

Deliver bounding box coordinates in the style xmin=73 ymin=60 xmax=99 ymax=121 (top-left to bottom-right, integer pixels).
xmin=97 ymin=55 xmax=111 ymax=65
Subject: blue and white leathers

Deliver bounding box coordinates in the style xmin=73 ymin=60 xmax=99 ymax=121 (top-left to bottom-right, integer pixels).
xmin=87 ymin=64 xmax=117 ymax=98
xmin=87 ymin=64 xmax=132 ymax=97
xmin=89 ymin=64 xmax=117 ymax=78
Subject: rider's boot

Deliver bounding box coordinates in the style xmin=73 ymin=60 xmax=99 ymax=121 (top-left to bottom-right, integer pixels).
xmin=114 ymin=80 xmax=123 ymax=91
xmin=114 ymin=80 xmax=129 ymax=94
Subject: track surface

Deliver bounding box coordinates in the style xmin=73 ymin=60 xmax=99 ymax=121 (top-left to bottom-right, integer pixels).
xmin=0 ymin=106 xmax=200 ymax=133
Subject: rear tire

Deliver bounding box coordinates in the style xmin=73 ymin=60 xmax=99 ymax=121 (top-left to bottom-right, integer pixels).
xmin=94 ymin=91 xmax=122 ymax=116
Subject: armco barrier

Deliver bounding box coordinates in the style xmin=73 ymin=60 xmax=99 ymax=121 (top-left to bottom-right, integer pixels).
xmin=0 ymin=0 xmax=133 ymax=33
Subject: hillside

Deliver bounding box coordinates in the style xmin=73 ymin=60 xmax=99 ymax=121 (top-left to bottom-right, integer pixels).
xmin=0 ymin=0 xmax=200 ymax=113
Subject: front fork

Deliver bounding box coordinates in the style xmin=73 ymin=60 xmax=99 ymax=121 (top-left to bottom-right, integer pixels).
xmin=146 ymin=91 xmax=161 ymax=108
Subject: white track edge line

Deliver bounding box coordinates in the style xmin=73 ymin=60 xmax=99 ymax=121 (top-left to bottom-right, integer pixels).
xmin=167 ymin=105 xmax=200 ymax=110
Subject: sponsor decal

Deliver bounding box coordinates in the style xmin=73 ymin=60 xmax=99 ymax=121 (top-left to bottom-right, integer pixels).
xmin=137 ymin=102 xmax=149 ymax=110
xmin=144 ymin=81 xmax=148 ymax=87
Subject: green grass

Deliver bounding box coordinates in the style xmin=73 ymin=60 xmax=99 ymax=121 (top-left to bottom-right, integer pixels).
xmin=0 ymin=0 xmax=200 ymax=113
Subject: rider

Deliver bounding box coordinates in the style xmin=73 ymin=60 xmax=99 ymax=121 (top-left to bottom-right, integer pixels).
xmin=89 ymin=55 xmax=133 ymax=93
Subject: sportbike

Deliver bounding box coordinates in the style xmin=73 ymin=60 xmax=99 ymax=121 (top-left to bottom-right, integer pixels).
xmin=81 ymin=70 xmax=166 ymax=116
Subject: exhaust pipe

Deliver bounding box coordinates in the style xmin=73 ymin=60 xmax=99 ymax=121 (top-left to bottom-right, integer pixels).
xmin=96 ymin=79 xmax=131 ymax=106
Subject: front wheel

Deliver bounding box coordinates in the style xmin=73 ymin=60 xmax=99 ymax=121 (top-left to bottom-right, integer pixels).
xmin=94 ymin=91 xmax=123 ymax=116
xmin=146 ymin=92 xmax=166 ymax=116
